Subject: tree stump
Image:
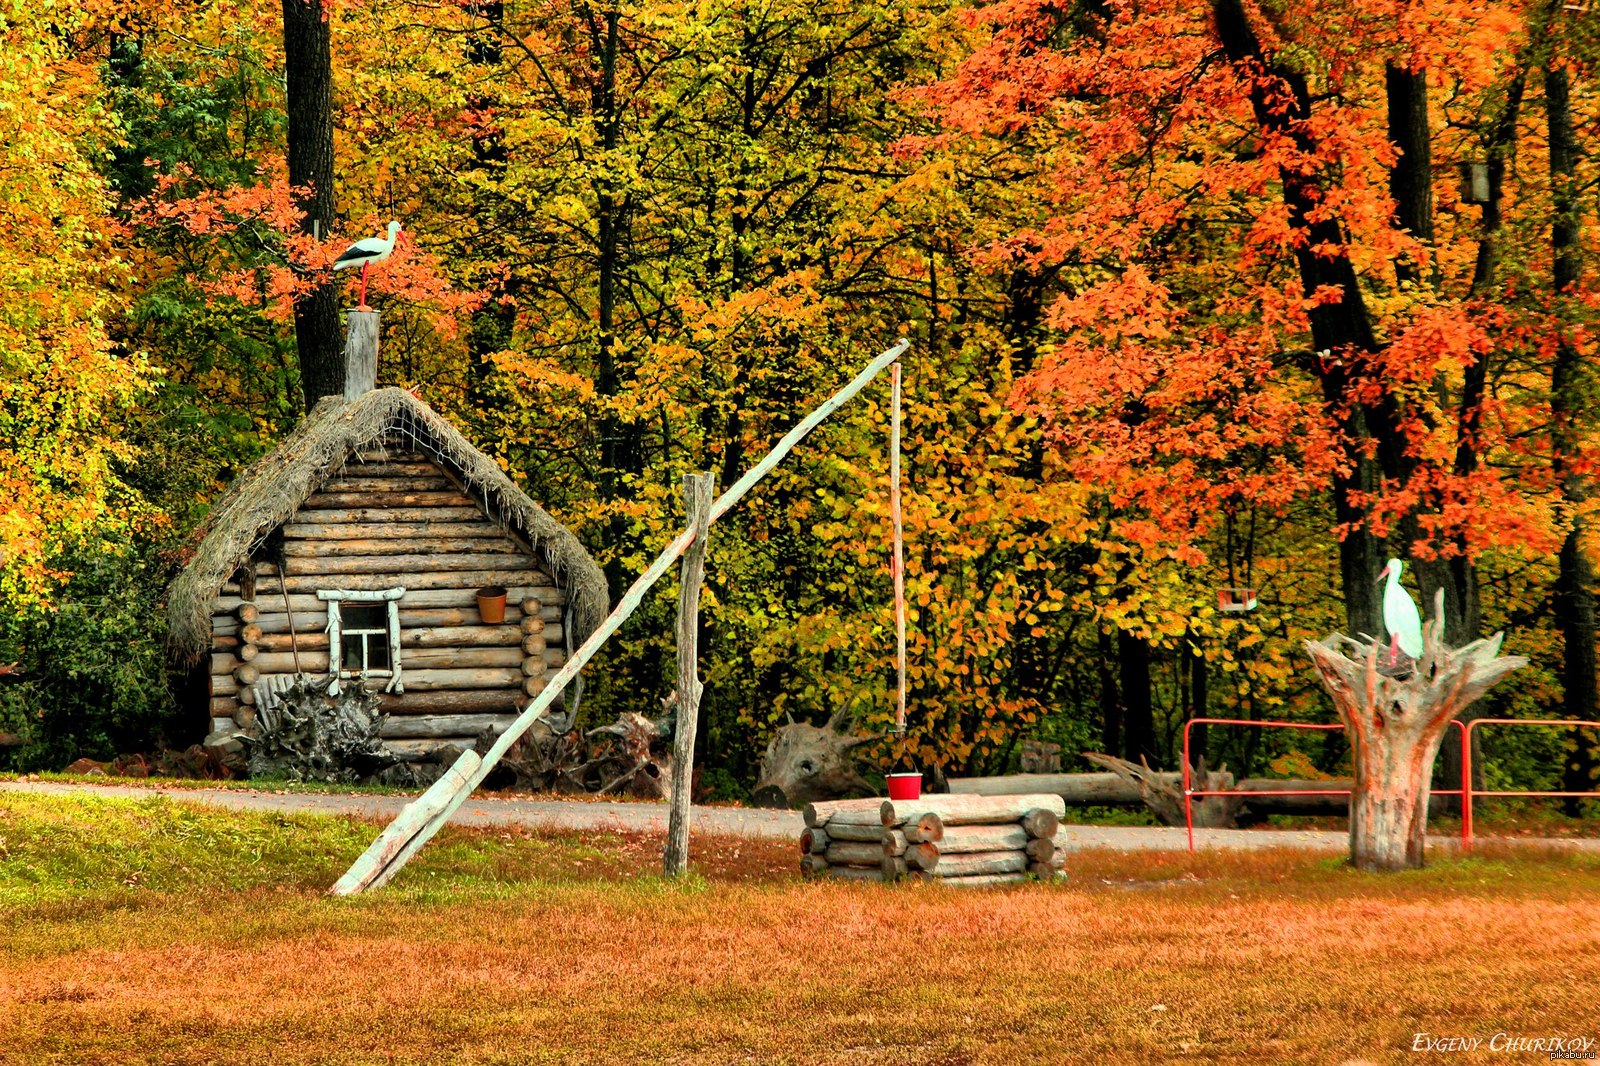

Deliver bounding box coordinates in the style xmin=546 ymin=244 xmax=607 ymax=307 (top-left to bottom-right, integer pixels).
xmin=1083 ymin=751 xmax=1237 ymax=828
xmin=1305 ymin=591 xmax=1525 ymax=871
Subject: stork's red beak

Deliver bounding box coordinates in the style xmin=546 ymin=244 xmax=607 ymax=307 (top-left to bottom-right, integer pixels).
xmin=1375 ymin=564 xmax=1391 ymax=584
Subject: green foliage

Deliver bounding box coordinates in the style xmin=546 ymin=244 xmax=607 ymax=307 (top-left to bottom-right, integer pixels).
xmin=0 ymin=538 xmax=179 ymax=771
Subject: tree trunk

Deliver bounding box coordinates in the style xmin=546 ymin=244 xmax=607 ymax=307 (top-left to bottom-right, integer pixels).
xmin=1304 ymin=592 xmax=1524 ymax=871
xmin=1097 ymin=628 xmax=1121 ymax=757
xmin=282 ymin=0 xmax=342 ymax=409
xmin=1546 ymin=64 xmax=1600 ymax=812
xmin=1118 ymin=629 xmax=1154 ymax=764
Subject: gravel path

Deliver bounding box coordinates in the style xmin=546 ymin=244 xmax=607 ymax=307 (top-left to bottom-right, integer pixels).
xmin=5 ymin=779 xmax=1597 ymax=853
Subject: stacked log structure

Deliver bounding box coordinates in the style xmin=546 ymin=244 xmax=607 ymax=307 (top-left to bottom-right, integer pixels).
xmin=207 ymin=442 xmax=566 ymax=755
xmin=799 ymin=793 xmax=1069 ymax=886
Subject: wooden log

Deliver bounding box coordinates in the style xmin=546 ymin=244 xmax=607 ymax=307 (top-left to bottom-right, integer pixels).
xmin=921 ymin=851 xmax=1030 ymax=877
xmin=522 ymin=635 xmax=547 ymax=655
xmin=799 ymin=855 xmax=829 ymax=877
xmin=824 ymin=821 xmax=885 ymax=843
xmin=378 ymin=690 xmax=523 ymax=715
xmin=825 ymin=866 xmax=884 ymax=882
xmin=1025 ymin=837 xmax=1055 ymax=862
xmin=234 ymin=663 xmax=260 ymax=686
xmin=882 ymin=855 xmax=908 ymax=880
xmin=236 ymin=603 xmax=259 ymax=623
xmin=302 ymin=490 xmax=476 ymax=510
xmin=238 ymin=643 xmax=260 ymax=663
xmin=382 ymin=737 xmax=478 ymax=756
xmin=800 ymin=827 xmax=830 ymax=854
xmin=914 ymin=872 xmax=1030 ymax=887
xmin=209 ymin=697 xmax=240 ymax=716
xmin=218 ymin=588 xmax=561 ymax=615
xmin=905 ymin=842 xmax=940 ymax=871
xmin=521 ymin=655 xmax=546 ymax=677
xmin=240 ymin=623 xmax=263 ymax=645
xmin=282 ymin=552 xmax=534 ymax=576
xmin=1021 ymin=807 xmax=1060 ymax=839
xmin=210 ymin=653 xmax=239 ymax=675
xmin=282 ymin=522 xmax=507 ymax=541
xmin=255 ymin=630 xmax=331 ymax=651
xmin=880 ymin=793 xmax=1067 ymax=828
xmin=824 ymin=842 xmax=887 ymax=866
xmin=404 ymin=626 xmax=524 ymax=648
xmin=288 ymin=536 xmax=524 ymax=558
xmin=378 ymin=714 xmax=516 ymax=739
xmin=883 ymin=829 xmax=909 ymax=856
xmin=336 ymin=461 xmax=440 ymax=477
xmin=291 ymin=506 xmax=486 ymax=524
xmin=396 ymin=668 xmax=524 ymax=691
xmin=802 ymin=797 xmax=887 ymax=828
xmin=211 ymin=673 xmax=238 ymax=696
xmin=521 ymin=676 xmax=548 ymax=697
xmin=246 ymin=647 xmax=525 ymax=674
xmin=947 ymin=772 xmax=1180 ymax=807
xmin=238 ymin=686 xmax=256 ymax=706
xmin=210 ymin=634 xmax=239 ymax=651
xmin=319 ymin=476 xmax=455 ymax=494
xmin=935 ymin=824 xmax=1029 ymax=854
xmin=236 ymin=704 xmax=257 ymax=729
xmin=904 ymin=813 xmax=944 ymax=844
xmin=249 ymin=570 xmax=549 ymax=595
xmin=520 ymin=614 xmax=546 ymax=635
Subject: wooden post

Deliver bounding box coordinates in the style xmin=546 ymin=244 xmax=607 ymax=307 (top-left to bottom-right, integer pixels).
xmin=344 ymin=309 xmax=379 ymax=399
xmin=330 ymin=339 xmax=911 ymax=895
xmin=890 ymin=362 xmax=906 ymax=735
xmin=664 ymin=472 xmax=714 ymax=878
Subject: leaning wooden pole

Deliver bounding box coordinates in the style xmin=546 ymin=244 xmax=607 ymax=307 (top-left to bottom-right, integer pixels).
xmin=663 ymin=472 xmax=714 ymax=877
xmin=330 ymin=338 xmax=910 ymax=894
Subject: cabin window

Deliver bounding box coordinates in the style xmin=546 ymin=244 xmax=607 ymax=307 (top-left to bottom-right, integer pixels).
xmin=317 ymin=587 xmax=405 ymax=694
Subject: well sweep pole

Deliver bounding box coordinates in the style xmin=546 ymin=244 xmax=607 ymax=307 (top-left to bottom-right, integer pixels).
xmin=330 ymin=338 xmax=910 ymax=894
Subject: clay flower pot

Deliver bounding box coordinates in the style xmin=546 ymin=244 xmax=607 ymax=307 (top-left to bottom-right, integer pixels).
xmin=476 ymin=585 xmax=508 ymax=625
xmin=886 ymin=771 xmax=922 ymax=801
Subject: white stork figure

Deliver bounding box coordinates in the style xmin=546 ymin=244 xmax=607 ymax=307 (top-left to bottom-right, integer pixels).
xmin=333 ymin=220 xmax=402 ymax=310
xmin=1377 ymin=557 xmax=1424 ymax=666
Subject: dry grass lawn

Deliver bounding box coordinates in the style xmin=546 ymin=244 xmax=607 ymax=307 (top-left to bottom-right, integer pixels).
xmin=2 ymin=792 xmax=1597 ymax=1065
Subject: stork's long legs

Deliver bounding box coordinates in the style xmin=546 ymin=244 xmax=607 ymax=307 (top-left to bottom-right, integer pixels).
xmin=358 ymin=262 xmax=371 ymax=309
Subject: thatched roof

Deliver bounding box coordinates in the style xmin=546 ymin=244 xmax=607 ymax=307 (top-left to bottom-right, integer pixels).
xmin=167 ymin=388 xmax=608 ymax=663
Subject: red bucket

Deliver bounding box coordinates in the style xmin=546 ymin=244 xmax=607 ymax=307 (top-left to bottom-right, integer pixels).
xmin=886 ymin=772 xmax=922 ymax=801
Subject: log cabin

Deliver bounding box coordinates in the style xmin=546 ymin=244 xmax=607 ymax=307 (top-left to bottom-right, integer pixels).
xmin=166 ymin=371 xmax=608 ymax=767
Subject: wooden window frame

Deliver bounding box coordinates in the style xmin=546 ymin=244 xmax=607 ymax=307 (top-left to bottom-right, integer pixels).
xmin=318 ymin=587 xmax=405 ymax=694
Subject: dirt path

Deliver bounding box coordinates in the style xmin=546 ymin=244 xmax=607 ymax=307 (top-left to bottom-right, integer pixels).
xmin=5 ymin=779 xmax=1597 ymax=853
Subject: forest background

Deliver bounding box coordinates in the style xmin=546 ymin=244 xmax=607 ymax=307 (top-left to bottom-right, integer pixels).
xmin=2 ymin=0 xmax=1597 ymax=802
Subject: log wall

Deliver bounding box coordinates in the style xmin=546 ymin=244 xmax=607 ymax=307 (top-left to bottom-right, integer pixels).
xmin=207 ymin=444 xmax=568 ymax=752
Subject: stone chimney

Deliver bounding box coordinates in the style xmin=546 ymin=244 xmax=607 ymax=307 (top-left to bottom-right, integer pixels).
xmin=344 ymin=309 xmax=379 ymax=399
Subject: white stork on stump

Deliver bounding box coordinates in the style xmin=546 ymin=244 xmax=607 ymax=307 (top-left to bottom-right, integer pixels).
xmin=333 ymin=220 xmax=401 ymax=311
xmin=1377 ymin=557 xmax=1424 ymax=667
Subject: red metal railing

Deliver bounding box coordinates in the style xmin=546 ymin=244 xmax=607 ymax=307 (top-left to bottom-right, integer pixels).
xmin=1461 ymin=718 xmax=1600 ymax=847
xmin=1182 ymin=717 xmax=1468 ymax=854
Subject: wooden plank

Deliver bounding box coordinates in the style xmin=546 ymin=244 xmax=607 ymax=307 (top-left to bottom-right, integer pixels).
xmin=378 ymin=714 xmax=516 ymax=739
xmin=248 ymin=570 xmax=550 ymax=595
xmin=287 ymin=537 xmax=523 ymax=557
xmin=282 ymin=553 xmax=534 ymax=576
xmin=320 ymin=476 xmax=454 ymax=493
xmin=287 ymin=506 xmax=487 ymax=524
xmin=282 ymin=522 xmax=511 ymax=541
xmin=303 ymin=491 xmax=475 ymax=510
xmin=327 ymin=751 xmax=484 ymax=896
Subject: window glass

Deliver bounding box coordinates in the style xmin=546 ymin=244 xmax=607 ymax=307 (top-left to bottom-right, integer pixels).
xmin=341 ymin=603 xmax=388 ymax=631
